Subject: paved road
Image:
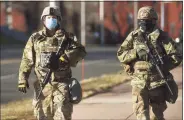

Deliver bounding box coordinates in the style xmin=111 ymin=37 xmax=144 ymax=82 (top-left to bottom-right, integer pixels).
xmin=1 ymin=46 xmax=122 ymax=104
xmin=73 ymin=66 xmax=183 ymax=119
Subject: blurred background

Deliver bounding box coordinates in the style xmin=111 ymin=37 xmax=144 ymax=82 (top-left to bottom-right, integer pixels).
xmin=0 ymin=1 xmax=183 ymax=104
xmin=0 ymin=1 xmax=183 ymax=44
xmin=0 ymin=2 xmax=183 ymax=119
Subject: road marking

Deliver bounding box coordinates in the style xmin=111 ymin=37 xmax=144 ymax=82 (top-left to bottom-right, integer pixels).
xmin=77 ymin=60 xmax=120 ymax=66
xmin=1 ymin=58 xmax=119 ymax=66
xmin=1 ymin=59 xmax=120 ymax=80
xmin=1 ymin=59 xmax=21 ymax=64
xmin=1 ymin=73 xmax=18 ymax=80
xmin=78 ymin=60 xmax=107 ymax=65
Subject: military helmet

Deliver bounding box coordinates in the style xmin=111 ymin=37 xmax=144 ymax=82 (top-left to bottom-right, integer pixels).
xmin=68 ymin=78 xmax=82 ymax=104
xmin=41 ymin=6 xmax=61 ymax=20
xmin=137 ymin=6 xmax=158 ymax=20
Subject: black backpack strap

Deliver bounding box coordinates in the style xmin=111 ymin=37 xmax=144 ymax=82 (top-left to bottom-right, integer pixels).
xmin=157 ymin=29 xmax=168 ymax=56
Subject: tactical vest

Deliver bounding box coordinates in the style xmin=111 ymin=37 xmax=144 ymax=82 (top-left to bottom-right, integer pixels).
xmin=131 ymin=29 xmax=167 ymax=73
xmin=31 ymin=29 xmax=72 ymax=82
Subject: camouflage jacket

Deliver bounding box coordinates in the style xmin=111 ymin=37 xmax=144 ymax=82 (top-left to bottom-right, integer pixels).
xmin=19 ymin=28 xmax=86 ymax=84
xmin=117 ymin=28 xmax=182 ymax=89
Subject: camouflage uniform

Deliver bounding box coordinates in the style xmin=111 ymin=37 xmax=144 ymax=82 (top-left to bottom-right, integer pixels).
xmin=117 ymin=6 xmax=182 ymax=120
xmin=18 ymin=6 xmax=86 ymax=120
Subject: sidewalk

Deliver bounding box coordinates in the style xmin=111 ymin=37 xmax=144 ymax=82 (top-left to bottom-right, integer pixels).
xmin=72 ymin=67 xmax=183 ymax=120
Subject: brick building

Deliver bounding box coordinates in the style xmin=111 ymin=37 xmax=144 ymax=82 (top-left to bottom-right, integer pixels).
xmin=0 ymin=1 xmax=182 ymax=44
xmin=103 ymin=1 xmax=182 ymax=43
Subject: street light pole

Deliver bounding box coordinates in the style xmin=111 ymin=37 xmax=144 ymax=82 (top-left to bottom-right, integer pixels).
xmin=134 ymin=1 xmax=138 ymax=30
xmin=81 ymin=1 xmax=86 ymax=80
xmin=6 ymin=2 xmax=13 ymax=29
xmin=81 ymin=1 xmax=86 ymax=46
xmin=49 ymin=0 xmax=57 ymax=7
xmin=161 ymin=2 xmax=165 ymax=30
xmin=99 ymin=1 xmax=104 ymax=45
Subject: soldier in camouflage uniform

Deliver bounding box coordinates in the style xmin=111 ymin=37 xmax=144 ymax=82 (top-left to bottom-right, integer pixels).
xmin=18 ymin=6 xmax=86 ymax=120
xmin=117 ymin=6 xmax=182 ymax=120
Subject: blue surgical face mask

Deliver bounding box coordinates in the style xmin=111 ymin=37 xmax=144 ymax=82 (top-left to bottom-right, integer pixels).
xmin=45 ymin=17 xmax=58 ymax=30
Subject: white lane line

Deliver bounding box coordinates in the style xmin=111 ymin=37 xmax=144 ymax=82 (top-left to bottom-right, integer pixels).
xmin=1 ymin=59 xmax=21 ymax=64
xmin=77 ymin=60 xmax=107 ymax=65
xmin=1 ymin=58 xmax=118 ymax=66
xmin=1 ymin=60 xmax=120 ymax=80
xmin=0 ymin=60 xmax=115 ymax=79
xmin=1 ymin=73 xmax=18 ymax=80
xmin=77 ymin=60 xmax=120 ymax=66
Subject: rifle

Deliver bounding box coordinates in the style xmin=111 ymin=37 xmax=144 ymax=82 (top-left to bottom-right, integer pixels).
xmin=37 ymin=34 xmax=70 ymax=100
xmin=142 ymin=33 xmax=173 ymax=95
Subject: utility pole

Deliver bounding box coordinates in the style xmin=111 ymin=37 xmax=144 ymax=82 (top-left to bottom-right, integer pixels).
xmin=81 ymin=1 xmax=86 ymax=80
xmin=160 ymin=2 xmax=165 ymax=30
xmin=6 ymin=2 xmax=13 ymax=29
xmin=81 ymin=1 xmax=86 ymax=46
xmin=99 ymin=1 xmax=104 ymax=45
xmin=134 ymin=1 xmax=138 ymax=30
xmin=49 ymin=0 xmax=57 ymax=7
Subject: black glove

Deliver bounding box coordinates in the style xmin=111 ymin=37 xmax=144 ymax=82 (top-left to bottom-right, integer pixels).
xmin=18 ymin=81 xmax=29 ymax=93
xmin=48 ymin=52 xmax=59 ymax=70
xmin=137 ymin=48 xmax=149 ymax=61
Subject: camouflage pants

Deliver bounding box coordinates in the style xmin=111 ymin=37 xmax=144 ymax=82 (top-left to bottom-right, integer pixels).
xmin=32 ymin=80 xmax=73 ymax=120
xmin=132 ymin=86 xmax=167 ymax=120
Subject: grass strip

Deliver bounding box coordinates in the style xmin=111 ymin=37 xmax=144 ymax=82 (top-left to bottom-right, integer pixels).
xmin=1 ymin=71 xmax=130 ymax=120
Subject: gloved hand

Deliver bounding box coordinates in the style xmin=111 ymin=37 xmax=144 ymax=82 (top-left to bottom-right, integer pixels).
xmin=18 ymin=81 xmax=29 ymax=93
xmin=136 ymin=48 xmax=149 ymax=61
xmin=48 ymin=52 xmax=59 ymax=70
